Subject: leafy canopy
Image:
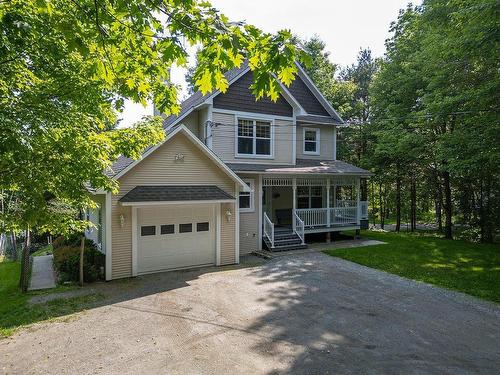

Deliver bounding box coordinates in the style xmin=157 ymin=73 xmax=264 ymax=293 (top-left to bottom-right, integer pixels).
xmin=0 ymin=0 xmax=307 ymax=234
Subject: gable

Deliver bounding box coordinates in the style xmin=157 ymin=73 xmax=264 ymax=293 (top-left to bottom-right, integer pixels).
xmin=117 ymin=131 xmax=235 ymax=195
xmin=213 ymin=71 xmax=293 ymax=117
xmin=288 ymin=75 xmax=330 ymax=116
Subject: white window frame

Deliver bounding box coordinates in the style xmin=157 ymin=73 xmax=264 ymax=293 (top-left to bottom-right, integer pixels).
xmin=235 ymin=116 xmax=274 ymax=159
xmin=239 ymin=179 xmax=255 ymax=212
xmin=303 ymin=127 xmax=320 ymax=155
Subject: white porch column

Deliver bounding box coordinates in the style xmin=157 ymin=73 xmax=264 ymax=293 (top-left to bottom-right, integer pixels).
xmin=292 ymin=177 xmax=297 ymax=231
xmin=356 ymin=177 xmax=361 ymax=225
xmin=326 ymin=179 xmax=331 ymax=227
xmin=332 ymin=180 xmax=337 ymax=207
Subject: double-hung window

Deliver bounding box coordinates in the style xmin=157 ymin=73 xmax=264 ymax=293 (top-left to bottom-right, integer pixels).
xmin=303 ymin=128 xmax=320 ymax=155
xmin=237 ymin=119 xmax=272 ymax=157
xmin=239 ymin=179 xmax=254 ymax=212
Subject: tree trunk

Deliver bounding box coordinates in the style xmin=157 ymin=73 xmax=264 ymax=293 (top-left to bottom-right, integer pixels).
xmin=379 ymin=182 xmax=385 ymax=229
xmin=20 ymin=228 xmax=31 ymax=293
xmin=410 ymin=175 xmax=417 ymax=232
xmin=79 ymin=235 xmax=85 ymax=287
xmin=10 ymin=232 xmax=17 ymax=261
xmin=395 ymin=178 xmax=402 ymax=232
xmin=442 ymin=171 xmax=453 ymax=239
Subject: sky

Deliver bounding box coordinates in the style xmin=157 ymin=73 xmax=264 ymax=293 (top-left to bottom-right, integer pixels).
xmin=118 ymin=0 xmax=419 ymax=127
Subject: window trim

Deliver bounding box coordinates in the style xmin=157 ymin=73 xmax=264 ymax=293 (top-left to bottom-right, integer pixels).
xmin=239 ymin=179 xmax=255 ymax=213
xmin=235 ymin=116 xmax=274 ymax=159
xmin=303 ymin=127 xmax=321 ymax=155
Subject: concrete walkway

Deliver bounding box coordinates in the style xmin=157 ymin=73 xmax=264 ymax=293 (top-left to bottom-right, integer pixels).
xmin=29 ymin=254 xmax=56 ymax=290
xmin=255 ymin=238 xmax=385 ymax=258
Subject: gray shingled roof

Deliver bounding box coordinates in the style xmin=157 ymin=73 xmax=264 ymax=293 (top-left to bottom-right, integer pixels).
xmin=119 ymin=185 xmax=235 ymax=203
xmin=226 ymin=159 xmax=372 ymax=176
xmin=163 ymin=62 xmax=249 ymax=129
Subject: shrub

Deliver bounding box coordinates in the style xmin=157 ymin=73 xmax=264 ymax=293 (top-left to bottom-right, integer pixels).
xmin=52 ymin=236 xmax=66 ymax=249
xmin=53 ymin=239 xmax=105 ymax=283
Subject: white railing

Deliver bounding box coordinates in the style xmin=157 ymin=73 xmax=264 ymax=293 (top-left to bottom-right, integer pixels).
xmin=295 ymin=208 xmax=328 ymax=228
xmin=263 ymin=212 xmax=274 ymax=248
xmin=360 ymin=201 xmax=368 ymax=220
xmin=293 ymin=211 xmax=305 ymax=244
xmin=295 ymin=206 xmax=359 ymax=228
xmin=331 ymin=206 xmax=357 ymax=225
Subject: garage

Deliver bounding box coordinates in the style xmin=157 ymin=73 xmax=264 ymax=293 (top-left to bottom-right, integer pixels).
xmin=136 ymin=204 xmax=217 ymax=274
xmin=119 ymin=185 xmax=237 ymax=276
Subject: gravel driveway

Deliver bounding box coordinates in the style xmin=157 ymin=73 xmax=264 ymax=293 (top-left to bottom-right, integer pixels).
xmin=1 ymin=253 xmax=499 ymax=374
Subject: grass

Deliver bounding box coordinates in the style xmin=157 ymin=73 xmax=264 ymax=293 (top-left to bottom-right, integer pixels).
xmin=0 ymin=259 xmax=102 ymax=338
xmin=325 ymin=230 xmax=500 ymax=303
xmin=31 ymin=244 xmax=53 ymax=257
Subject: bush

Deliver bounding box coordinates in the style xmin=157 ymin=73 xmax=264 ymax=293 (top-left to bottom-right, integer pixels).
xmin=53 ymin=239 xmax=105 ymax=283
xmin=52 ymin=236 xmax=66 ymax=249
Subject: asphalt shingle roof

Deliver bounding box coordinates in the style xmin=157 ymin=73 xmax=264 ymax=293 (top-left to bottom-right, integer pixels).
xmin=119 ymin=185 xmax=235 ymax=203
xmin=226 ymin=159 xmax=372 ymax=176
xmin=296 ymin=115 xmax=342 ymax=125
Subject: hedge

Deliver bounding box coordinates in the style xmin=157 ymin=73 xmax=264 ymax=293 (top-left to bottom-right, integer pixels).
xmin=52 ymin=236 xmax=105 ymax=283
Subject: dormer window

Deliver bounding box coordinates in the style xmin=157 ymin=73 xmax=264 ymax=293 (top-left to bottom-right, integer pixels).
xmin=303 ymin=128 xmax=320 ymax=155
xmin=237 ymin=118 xmax=272 ymax=157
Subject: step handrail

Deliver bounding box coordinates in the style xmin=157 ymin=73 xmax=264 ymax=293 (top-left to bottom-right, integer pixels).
xmin=263 ymin=212 xmax=274 ymax=248
xmin=293 ymin=211 xmax=305 ymax=245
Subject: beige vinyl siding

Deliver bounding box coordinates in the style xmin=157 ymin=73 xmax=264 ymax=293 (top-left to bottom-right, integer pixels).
xmin=220 ymin=202 xmax=236 ymax=264
xmin=212 ymin=111 xmax=294 ymax=165
xmin=297 ymin=124 xmax=335 ymax=160
xmin=238 ymin=174 xmax=260 ymax=254
xmin=111 ymin=132 xmax=236 ymax=279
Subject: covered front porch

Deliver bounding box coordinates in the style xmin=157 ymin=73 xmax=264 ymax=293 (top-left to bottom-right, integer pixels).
xmin=262 ymin=176 xmax=368 ymax=249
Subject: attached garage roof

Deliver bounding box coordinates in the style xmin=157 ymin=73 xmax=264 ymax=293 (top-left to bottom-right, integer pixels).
xmin=119 ymin=185 xmax=235 ymax=204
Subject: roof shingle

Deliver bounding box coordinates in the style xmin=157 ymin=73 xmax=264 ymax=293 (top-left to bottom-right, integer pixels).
xmin=119 ymin=185 xmax=235 ymax=203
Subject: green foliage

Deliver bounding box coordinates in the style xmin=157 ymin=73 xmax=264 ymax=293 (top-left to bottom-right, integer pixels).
xmin=0 ymin=0 xmax=305 ymax=238
xmin=325 ymin=230 xmax=500 ymax=303
xmin=365 ymin=0 xmax=499 ymax=241
xmin=302 ymin=36 xmax=357 ymax=119
xmin=53 ymin=241 xmax=104 ymax=283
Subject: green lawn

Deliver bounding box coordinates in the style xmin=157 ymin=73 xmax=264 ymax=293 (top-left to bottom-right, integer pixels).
xmin=325 ymin=231 xmax=500 ymax=303
xmin=0 ymin=260 xmax=101 ymax=338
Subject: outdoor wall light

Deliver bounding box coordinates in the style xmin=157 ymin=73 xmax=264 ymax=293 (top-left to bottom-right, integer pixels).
xmin=119 ymin=214 xmax=125 ymax=227
xmin=225 ymin=208 xmax=232 ymax=222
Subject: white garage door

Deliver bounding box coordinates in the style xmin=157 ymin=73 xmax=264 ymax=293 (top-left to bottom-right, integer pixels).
xmin=137 ymin=204 xmax=216 ymax=274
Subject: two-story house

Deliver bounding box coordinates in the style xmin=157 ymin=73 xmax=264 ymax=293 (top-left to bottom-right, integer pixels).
xmin=88 ymin=62 xmax=371 ymax=280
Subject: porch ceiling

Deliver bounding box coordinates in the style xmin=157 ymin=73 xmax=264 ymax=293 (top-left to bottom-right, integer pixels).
xmin=226 ymin=159 xmax=372 ymax=176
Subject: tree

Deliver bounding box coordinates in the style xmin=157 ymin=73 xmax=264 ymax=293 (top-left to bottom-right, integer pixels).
xmin=302 ymin=36 xmax=357 ymax=119
xmin=0 ymin=0 xmax=307 ymax=288
xmin=369 ymin=0 xmax=500 ymax=241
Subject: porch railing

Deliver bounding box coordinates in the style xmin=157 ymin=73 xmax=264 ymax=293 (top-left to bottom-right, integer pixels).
xmin=263 ymin=212 xmax=274 ymax=248
xmin=330 ymin=206 xmax=357 ymax=225
xmin=295 ymin=206 xmax=359 ymax=228
xmin=293 ymin=211 xmax=305 ymax=244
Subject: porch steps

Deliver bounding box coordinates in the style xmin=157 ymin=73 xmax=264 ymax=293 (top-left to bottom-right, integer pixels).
xmin=263 ymin=230 xmax=307 ymax=252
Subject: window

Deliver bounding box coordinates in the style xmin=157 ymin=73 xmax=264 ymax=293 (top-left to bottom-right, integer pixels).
xmin=297 ymin=186 xmax=323 ymax=209
xmin=239 ymin=179 xmax=254 ymax=212
xmin=179 ymin=223 xmax=192 ymax=233
xmin=303 ymin=128 xmax=320 ymax=155
xmin=237 ymin=118 xmax=272 ymax=157
xmin=141 ymin=225 xmax=156 ymax=236
xmin=197 ymin=222 xmax=210 ymax=232
xmin=160 ymin=224 xmax=175 ymax=235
